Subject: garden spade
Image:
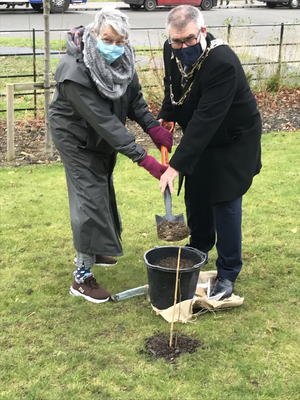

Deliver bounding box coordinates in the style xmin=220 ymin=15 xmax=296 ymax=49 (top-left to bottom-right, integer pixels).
xmin=155 ymin=122 xmax=186 ymax=227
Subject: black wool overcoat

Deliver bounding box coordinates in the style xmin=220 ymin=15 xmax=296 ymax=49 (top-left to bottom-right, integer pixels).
xmin=158 ymin=33 xmax=262 ymax=204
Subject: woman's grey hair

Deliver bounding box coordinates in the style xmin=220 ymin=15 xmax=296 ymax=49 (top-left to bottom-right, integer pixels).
xmin=91 ymin=7 xmax=131 ymax=39
xmin=166 ymin=5 xmax=205 ymax=31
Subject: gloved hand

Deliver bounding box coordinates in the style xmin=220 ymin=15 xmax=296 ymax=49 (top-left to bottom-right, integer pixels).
xmin=138 ymin=152 xmax=168 ymax=180
xmin=147 ymin=125 xmax=173 ymax=153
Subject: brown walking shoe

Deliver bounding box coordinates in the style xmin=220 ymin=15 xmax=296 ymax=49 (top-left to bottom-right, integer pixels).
xmin=94 ymin=255 xmax=118 ymax=266
xmin=73 ymin=255 xmax=118 ymax=267
xmin=69 ymin=276 xmax=111 ymax=303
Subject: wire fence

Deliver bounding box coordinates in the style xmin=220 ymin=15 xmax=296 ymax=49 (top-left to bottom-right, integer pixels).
xmin=1 ymin=23 xmax=300 ymax=115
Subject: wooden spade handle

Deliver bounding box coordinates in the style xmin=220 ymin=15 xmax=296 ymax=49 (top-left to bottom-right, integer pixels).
xmin=161 ymin=121 xmax=174 ymax=167
xmin=161 ymin=145 xmax=169 ymax=167
xmin=162 ymin=121 xmax=174 ymax=133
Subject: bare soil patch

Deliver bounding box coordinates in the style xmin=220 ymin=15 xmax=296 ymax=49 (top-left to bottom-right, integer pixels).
xmin=139 ymin=332 xmax=203 ymax=362
xmin=1 ymin=89 xmax=300 ymax=168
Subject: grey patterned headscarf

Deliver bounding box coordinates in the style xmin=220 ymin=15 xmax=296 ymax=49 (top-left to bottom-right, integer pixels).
xmin=82 ymin=25 xmax=136 ymax=100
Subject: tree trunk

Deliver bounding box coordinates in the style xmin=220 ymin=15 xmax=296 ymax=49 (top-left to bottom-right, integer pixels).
xmin=43 ymin=0 xmax=53 ymax=155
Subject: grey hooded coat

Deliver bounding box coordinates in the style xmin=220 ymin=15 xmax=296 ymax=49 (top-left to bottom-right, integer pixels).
xmin=49 ymin=41 xmax=159 ymax=256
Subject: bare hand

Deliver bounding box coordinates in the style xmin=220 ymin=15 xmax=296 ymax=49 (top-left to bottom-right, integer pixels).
xmin=159 ymin=166 xmax=179 ymax=194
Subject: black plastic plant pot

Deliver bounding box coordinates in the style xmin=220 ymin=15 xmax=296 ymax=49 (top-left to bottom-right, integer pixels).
xmin=143 ymin=246 xmax=207 ymax=310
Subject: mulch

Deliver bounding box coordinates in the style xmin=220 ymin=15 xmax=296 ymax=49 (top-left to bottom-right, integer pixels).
xmin=1 ymin=88 xmax=300 ymax=168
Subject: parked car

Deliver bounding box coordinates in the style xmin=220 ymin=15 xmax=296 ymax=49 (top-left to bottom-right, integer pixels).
xmin=124 ymin=0 xmax=217 ymax=11
xmin=2 ymin=0 xmax=87 ymax=13
xmin=257 ymin=0 xmax=299 ymax=8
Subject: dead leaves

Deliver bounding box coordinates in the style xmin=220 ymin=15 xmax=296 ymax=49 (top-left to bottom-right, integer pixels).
xmin=20 ymin=151 xmax=35 ymax=158
xmin=248 ymin=378 xmax=259 ymax=387
xmin=242 ymin=252 xmax=258 ymax=259
xmin=255 ymin=88 xmax=300 ymax=110
xmin=256 ymin=89 xmax=300 ymax=134
xmin=266 ymin=326 xmax=279 ymax=333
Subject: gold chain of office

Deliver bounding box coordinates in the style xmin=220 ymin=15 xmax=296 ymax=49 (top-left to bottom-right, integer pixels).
xmin=170 ymin=39 xmax=227 ymax=107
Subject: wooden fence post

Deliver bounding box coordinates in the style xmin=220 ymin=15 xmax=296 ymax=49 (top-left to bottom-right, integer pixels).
xmin=6 ymin=84 xmax=15 ymax=162
xmin=227 ymin=24 xmax=231 ymax=45
xmin=6 ymin=82 xmax=56 ymax=161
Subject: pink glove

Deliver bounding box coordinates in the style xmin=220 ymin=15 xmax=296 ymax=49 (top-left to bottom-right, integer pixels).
xmin=138 ymin=152 xmax=168 ymax=180
xmin=147 ymin=125 xmax=173 ymax=153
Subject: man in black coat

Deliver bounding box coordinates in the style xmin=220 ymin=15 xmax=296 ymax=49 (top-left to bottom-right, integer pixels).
xmin=158 ymin=5 xmax=262 ymax=299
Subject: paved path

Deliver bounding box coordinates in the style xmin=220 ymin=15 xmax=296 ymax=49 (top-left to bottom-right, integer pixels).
xmin=0 ymin=1 xmax=275 ymax=63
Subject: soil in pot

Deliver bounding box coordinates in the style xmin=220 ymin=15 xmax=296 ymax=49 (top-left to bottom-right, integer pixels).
xmin=156 ymin=256 xmax=195 ymax=270
xmin=145 ymin=246 xmax=205 ymax=309
xmin=139 ymin=332 xmax=203 ymax=362
xmin=157 ymin=220 xmax=190 ymax=242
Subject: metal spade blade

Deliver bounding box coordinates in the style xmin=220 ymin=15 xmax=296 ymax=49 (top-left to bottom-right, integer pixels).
xmin=155 ymin=185 xmax=185 ymax=225
xmin=155 ymin=126 xmax=189 ymax=241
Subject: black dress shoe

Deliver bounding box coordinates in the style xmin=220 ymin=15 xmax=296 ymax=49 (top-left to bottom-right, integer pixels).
xmin=210 ymin=277 xmax=234 ymax=300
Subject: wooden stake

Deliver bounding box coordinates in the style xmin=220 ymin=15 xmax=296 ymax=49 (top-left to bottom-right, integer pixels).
xmin=169 ymin=247 xmax=181 ymax=348
xmin=6 ymin=84 xmax=15 ymax=162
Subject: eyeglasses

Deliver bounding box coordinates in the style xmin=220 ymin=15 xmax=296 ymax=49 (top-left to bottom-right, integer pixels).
xmin=168 ymin=29 xmax=201 ymax=50
xmin=99 ymin=36 xmax=126 ymax=47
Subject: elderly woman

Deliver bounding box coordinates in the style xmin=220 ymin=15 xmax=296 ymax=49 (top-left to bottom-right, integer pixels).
xmin=49 ymin=8 xmax=172 ymax=304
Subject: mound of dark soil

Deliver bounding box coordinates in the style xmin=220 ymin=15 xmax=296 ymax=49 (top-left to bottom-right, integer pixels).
xmin=140 ymin=332 xmax=203 ymax=362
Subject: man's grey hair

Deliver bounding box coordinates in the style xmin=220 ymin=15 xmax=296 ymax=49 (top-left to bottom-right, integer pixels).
xmin=91 ymin=7 xmax=130 ymax=39
xmin=166 ymin=5 xmax=205 ymax=31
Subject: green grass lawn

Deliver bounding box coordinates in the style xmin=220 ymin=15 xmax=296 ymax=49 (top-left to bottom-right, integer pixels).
xmin=1 ymin=131 xmax=300 ymax=399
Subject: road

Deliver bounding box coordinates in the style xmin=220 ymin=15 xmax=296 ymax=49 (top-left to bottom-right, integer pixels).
xmin=0 ymin=2 xmax=300 ymax=47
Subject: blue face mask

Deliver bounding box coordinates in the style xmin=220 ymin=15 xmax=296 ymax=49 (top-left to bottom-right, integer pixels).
xmin=97 ymin=39 xmax=125 ymax=64
xmin=173 ymin=42 xmax=203 ymax=67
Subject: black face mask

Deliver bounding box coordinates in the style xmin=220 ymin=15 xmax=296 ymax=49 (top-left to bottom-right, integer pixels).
xmin=173 ymin=42 xmax=203 ymax=67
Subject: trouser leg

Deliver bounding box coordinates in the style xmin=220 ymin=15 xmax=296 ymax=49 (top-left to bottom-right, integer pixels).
xmin=185 ymin=180 xmax=216 ymax=253
xmin=215 ymin=197 xmax=243 ymax=282
xmin=76 ymin=252 xmax=95 ymax=269
xmin=73 ymin=252 xmax=95 ymax=283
